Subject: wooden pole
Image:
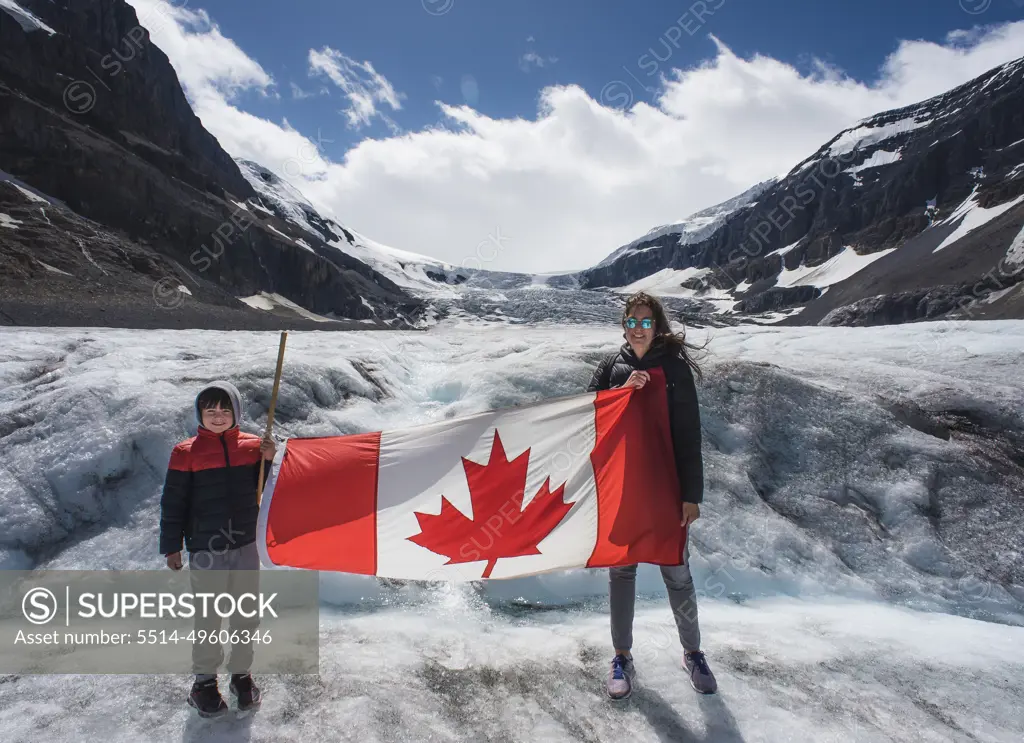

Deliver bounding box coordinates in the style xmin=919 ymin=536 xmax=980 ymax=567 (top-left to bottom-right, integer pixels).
xmin=258 ymin=330 xmax=288 ymax=503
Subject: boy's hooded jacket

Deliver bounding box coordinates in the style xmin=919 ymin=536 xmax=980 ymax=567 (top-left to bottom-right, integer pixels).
xmin=159 ymin=381 xmax=266 ymax=555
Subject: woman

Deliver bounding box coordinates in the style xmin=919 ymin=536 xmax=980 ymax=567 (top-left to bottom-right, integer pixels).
xmin=587 ymin=291 xmax=717 ymax=700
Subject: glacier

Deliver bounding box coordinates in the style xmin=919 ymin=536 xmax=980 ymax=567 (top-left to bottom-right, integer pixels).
xmin=0 ymin=317 xmax=1022 ymax=741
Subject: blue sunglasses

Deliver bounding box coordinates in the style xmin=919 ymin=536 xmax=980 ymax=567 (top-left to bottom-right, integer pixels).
xmin=625 ymin=317 xmax=653 ymax=330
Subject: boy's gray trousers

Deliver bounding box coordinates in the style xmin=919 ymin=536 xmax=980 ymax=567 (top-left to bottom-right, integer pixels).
xmin=188 ymin=541 xmax=261 ymax=681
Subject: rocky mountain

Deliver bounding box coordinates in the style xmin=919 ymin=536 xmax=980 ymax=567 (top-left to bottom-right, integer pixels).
xmin=0 ymin=0 xmax=437 ymax=329
xmin=579 ymin=57 xmax=1024 ymax=326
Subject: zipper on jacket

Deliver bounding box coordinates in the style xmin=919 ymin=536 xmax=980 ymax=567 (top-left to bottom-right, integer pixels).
xmin=219 ymin=434 xmax=231 ymax=467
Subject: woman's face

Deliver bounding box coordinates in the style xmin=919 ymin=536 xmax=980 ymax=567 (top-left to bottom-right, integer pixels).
xmin=624 ymin=303 xmax=655 ymax=355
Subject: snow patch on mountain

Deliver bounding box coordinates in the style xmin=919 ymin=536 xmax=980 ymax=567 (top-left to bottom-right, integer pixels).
xmin=239 ymin=292 xmax=334 ymax=322
xmin=846 ymin=149 xmax=902 ymax=174
xmin=0 ymin=0 xmax=56 ymax=35
xmin=776 ymin=247 xmax=896 ymax=289
xmin=933 ymin=190 xmax=1024 ymax=253
xmin=1008 ymin=223 xmax=1024 ymax=268
xmin=595 ymin=179 xmax=776 ymax=268
xmin=828 ymin=117 xmax=933 ymax=159
xmin=236 ymin=159 xmax=321 ymax=235
xmin=0 ymin=213 xmax=23 ymax=229
xmin=615 ymin=266 xmax=711 ymax=297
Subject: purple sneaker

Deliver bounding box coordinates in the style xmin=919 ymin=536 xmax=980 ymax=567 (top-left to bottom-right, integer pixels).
xmin=606 ymin=653 xmax=635 ymax=700
xmin=684 ymin=651 xmax=718 ymax=694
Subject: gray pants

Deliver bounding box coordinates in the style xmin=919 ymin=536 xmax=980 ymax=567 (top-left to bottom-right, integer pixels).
xmin=609 ymin=543 xmax=701 ymax=653
xmin=188 ymin=541 xmax=261 ymax=681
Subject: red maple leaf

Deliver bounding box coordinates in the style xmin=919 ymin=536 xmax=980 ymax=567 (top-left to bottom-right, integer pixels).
xmin=407 ymin=429 xmax=573 ymax=578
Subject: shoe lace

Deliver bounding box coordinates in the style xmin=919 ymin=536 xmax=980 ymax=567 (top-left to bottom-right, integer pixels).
xmin=611 ymin=654 xmax=629 ymax=680
xmin=688 ymin=651 xmax=710 ymax=675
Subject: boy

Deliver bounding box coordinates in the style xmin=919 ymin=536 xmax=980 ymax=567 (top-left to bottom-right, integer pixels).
xmin=159 ymin=380 xmax=276 ymax=717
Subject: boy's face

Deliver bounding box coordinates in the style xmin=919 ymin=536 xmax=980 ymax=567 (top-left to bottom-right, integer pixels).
xmin=201 ymin=403 xmax=235 ymax=433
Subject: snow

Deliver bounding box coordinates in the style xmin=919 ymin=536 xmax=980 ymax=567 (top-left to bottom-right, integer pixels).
xmin=996 ymin=137 xmax=1024 ymax=152
xmin=827 ymin=117 xmax=932 ymax=159
xmin=1007 ymin=223 xmax=1024 ymax=268
xmin=177 ymin=285 xmax=192 ymax=296
xmin=75 ymin=238 xmax=106 ymax=275
xmin=846 ymin=149 xmax=902 ymax=174
xmin=236 ymin=159 xmax=321 ymax=236
xmin=238 ymin=293 xmax=275 ymax=311
xmin=0 ymin=598 xmax=1021 ymax=742
xmin=230 ymin=199 xmax=251 ymax=212
xmin=615 ymin=266 xmax=711 ymax=297
xmin=1 ymin=319 xmax=1022 ymax=740
xmin=238 ymin=292 xmax=333 ymax=322
xmin=236 ymin=157 xmax=499 ymax=299
xmin=933 ymin=191 xmax=1024 ymax=253
xmin=0 ymin=169 xmax=62 ymax=207
xmin=0 ymin=213 xmax=23 ymax=229
xmin=0 ymin=0 xmax=56 ymax=35
xmin=12 ymin=183 xmax=49 ymax=204
xmin=36 ymin=260 xmax=72 ymax=276
xmin=265 ymin=222 xmax=314 ymax=252
xmin=775 ymin=246 xmax=896 ymax=289
xmin=597 ymin=180 xmax=775 ymax=269
xmin=765 ymin=240 xmax=802 ymax=258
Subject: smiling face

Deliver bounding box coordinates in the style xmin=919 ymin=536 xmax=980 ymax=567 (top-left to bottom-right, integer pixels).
xmin=624 ymin=303 xmax=655 ymax=358
xmin=200 ymin=403 xmax=235 ymax=434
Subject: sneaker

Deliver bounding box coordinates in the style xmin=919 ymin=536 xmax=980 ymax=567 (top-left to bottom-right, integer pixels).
xmin=188 ymin=678 xmax=228 ymax=718
xmin=230 ymin=673 xmax=262 ymax=711
xmin=684 ymin=651 xmax=718 ymax=694
xmin=606 ymin=653 xmax=635 ymax=700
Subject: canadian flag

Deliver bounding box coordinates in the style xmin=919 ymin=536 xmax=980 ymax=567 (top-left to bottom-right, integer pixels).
xmin=256 ymin=367 xmax=687 ymax=580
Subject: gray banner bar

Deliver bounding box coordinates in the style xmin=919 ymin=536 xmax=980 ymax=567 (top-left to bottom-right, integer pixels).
xmin=0 ymin=570 xmax=319 ymax=674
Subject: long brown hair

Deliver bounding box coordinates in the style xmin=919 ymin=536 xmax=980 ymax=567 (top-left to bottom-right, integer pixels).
xmin=622 ymin=291 xmax=706 ymax=382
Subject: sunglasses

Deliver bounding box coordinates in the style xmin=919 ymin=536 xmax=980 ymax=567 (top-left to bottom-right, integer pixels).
xmin=625 ymin=317 xmax=653 ymax=330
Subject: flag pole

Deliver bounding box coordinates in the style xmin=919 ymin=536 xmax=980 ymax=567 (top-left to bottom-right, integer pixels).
xmin=258 ymin=330 xmax=288 ymax=503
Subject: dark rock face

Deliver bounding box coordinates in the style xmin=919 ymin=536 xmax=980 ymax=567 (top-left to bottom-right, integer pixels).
xmin=578 ymin=57 xmax=1024 ymax=325
xmin=735 ymin=286 xmax=822 ymax=314
xmin=0 ymin=0 xmax=425 ymax=328
xmin=819 ymin=285 xmax=975 ymax=327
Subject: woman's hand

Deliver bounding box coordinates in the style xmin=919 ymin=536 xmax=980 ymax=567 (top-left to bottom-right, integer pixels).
xmin=620 ymin=370 xmax=650 ymax=389
xmin=166 ymin=552 xmax=182 ymax=571
xmin=261 ymin=436 xmax=277 ymax=461
xmin=681 ymin=502 xmax=700 ymax=527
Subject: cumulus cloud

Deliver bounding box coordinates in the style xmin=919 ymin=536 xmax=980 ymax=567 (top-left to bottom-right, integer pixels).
xmin=129 ymin=0 xmax=1024 ymax=274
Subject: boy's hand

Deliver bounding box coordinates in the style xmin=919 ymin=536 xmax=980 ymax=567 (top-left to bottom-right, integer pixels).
xmin=681 ymin=502 xmax=700 ymax=527
xmin=260 ymin=436 xmax=277 ymax=461
xmin=166 ymin=552 xmax=182 ymax=571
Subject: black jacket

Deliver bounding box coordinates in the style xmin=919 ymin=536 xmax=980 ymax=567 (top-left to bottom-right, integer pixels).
xmin=587 ymin=341 xmax=704 ymax=504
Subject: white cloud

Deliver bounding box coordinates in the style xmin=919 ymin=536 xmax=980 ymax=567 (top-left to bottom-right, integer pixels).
xmin=308 ymin=47 xmax=404 ymax=131
xmin=129 ymin=2 xmax=1024 ymax=274
xmin=129 ymin=0 xmax=272 ymax=100
xmin=519 ymin=51 xmax=558 ymax=72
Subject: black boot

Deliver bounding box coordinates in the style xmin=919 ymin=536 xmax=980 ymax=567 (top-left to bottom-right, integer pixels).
xmin=188 ymin=678 xmax=228 ymax=718
xmin=230 ymin=673 xmax=262 ymax=711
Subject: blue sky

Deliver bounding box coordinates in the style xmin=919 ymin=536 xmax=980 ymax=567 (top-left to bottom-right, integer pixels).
xmin=184 ymin=0 xmax=1024 ymax=161
xmin=133 ymin=0 xmax=1024 ymax=272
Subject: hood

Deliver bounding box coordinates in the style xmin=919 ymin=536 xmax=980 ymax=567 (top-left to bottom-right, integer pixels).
xmin=194 ymin=380 xmax=243 ymax=428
